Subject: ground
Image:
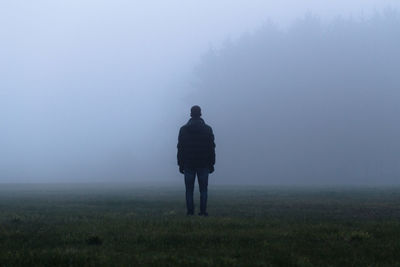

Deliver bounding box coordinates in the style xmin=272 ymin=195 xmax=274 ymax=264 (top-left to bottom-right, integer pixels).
xmin=1 ymin=184 xmax=400 ymax=266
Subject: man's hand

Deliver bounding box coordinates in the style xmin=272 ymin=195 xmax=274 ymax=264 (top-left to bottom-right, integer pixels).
xmin=179 ymin=166 xmax=185 ymax=174
xmin=209 ymin=165 xmax=214 ymax=174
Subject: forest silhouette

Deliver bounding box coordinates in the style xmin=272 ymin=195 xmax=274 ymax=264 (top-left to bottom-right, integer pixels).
xmin=193 ymin=10 xmax=400 ymax=184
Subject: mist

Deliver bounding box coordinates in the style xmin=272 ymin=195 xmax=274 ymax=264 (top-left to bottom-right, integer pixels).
xmin=1 ymin=1 xmax=399 ymax=184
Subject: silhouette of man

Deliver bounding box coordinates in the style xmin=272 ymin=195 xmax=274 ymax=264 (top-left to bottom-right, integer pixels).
xmin=177 ymin=105 xmax=215 ymax=216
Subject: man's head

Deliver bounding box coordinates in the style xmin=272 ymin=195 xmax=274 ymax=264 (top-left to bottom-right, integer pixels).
xmin=190 ymin=105 xmax=202 ymax=118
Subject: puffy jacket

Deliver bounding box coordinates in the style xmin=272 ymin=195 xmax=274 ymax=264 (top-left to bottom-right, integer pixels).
xmin=177 ymin=118 xmax=215 ymax=168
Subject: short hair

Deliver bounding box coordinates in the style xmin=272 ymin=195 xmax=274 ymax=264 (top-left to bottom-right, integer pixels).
xmin=190 ymin=105 xmax=201 ymax=118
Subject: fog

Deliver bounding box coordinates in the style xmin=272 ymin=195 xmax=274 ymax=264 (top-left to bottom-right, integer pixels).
xmin=1 ymin=1 xmax=399 ymax=184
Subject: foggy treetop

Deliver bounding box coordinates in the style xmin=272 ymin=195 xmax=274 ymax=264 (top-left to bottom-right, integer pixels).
xmin=193 ymin=11 xmax=400 ymax=184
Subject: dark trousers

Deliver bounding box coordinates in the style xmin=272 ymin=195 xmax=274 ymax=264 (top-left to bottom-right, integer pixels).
xmin=184 ymin=167 xmax=209 ymax=214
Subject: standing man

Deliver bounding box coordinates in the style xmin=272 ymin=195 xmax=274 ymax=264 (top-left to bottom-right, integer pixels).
xmin=177 ymin=105 xmax=215 ymax=216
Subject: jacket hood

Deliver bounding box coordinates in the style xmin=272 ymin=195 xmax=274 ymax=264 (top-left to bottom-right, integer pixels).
xmin=186 ymin=118 xmax=205 ymax=132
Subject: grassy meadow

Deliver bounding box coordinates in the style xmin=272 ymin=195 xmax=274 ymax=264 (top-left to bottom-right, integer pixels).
xmin=0 ymin=184 xmax=400 ymax=266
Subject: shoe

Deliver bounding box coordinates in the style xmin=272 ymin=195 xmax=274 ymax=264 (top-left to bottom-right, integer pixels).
xmin=187 ymin=211 xmax=194 ymax=216
xmin=198 ymin=212 xmax=208 ymax=217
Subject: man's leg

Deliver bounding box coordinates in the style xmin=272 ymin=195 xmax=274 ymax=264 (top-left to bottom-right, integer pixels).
xmin=197 ymin=168 xmax=209 ymax=216
xmin=184 ymin=168 xmax=196 ymax=215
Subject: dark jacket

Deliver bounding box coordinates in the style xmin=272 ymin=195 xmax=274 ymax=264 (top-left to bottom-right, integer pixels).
xmin=177 ymin=118 xmax=215 ymax=168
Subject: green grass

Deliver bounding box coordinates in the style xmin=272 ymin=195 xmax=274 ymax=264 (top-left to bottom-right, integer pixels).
xmin=1 ymin=184 xmax=400 ymax=266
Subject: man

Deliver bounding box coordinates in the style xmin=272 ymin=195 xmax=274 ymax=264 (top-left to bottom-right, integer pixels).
xmin=177 ymin=105 xmax=215 ymax=216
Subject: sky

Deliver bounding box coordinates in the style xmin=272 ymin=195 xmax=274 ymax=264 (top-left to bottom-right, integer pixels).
xmin=1 ymin=0 xmax=399 ymax=183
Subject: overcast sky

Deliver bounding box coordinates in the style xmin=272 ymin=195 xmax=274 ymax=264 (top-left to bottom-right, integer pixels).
xmin=1 ymin=0 xmax=399 ymax=183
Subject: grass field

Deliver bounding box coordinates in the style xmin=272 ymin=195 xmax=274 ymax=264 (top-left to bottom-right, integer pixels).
xmin=1 ymin=184 xmax=400 ymax=266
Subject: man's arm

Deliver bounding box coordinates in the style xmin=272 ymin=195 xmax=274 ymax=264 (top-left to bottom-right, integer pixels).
xmin=209 ymin=128 xmax=216 ymax=167
xmin=177 ymin=128 xmax=184 ymax=172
